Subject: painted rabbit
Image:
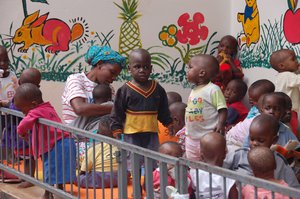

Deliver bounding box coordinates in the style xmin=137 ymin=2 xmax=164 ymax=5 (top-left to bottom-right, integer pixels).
xmin=13 ymin=10 xmax=87 ymax=54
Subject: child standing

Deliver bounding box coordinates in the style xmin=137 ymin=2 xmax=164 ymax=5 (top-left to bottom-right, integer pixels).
xmin=270 ymin=49 xmax=300 ymax=137
xmin=214 ymin=35 xmax=244 ymax=91
xmin=185 ymin=54 xmax=227 ymax=161
xmin=15 ymin=83 xmax=76 ymax=199
xmin=224 ymin=114 xmax=300 ymax=188
xmin=224 ymin=79 xmax=248 ymax=128
xmin=76 ymin=115 xmax=118 ymax=188
xmin=110 ymin=48 xmax=173 ymax=193
xmin=190 ymin=132 xmax=238 ymax=199
xmin=242 ymin=146 xmax=290 ymax=199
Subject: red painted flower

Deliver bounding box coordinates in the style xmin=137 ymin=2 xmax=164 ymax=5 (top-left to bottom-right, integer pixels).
xmin=176 ymin=12 xmax=209 ymax=45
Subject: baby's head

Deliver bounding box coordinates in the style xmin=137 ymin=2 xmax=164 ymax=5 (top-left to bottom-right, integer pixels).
xmin=249 ymin=114 xmax=279 ymax=149
xmin=0 ymin=45 xmax=10 ymax=78
xmin=260 ymin=92 xmax=286 ymax=121
xmin=248 ymin=146 xmax=276 ymax=179
xmin=167 ymin=91 xmax=182 ymax=106
xmin=19 ymin=68 xmax=42 ymax=87
xmin=128 ymin=48 xmax=152 ymax=84
xmin=217 ymin=35 xmax=238 ymax=58
xmin=248 ymin=79 xmax=275 ymax=107
xmin=14 ymin=83 xmax=43 ymax=115
xmin=92 ymin=84 xmax=112 ymax=104
xmin=187 ymin=54 xmax=219 ymax=85
xmin=276 ymin=92 xmax=292 ymax=124
xmin=270 ymin=49 xmax=299 ymax=73
xmin=169 ymin=102 xmax=187 ymax=133
xmin=159 ymin=141 xmax=183 ymax=158
xmin=98 ymin=114 xmax=113 ymax=138
xmin=200 ymin=132 xmax=227 ymax=167
xmin=224 ymin=79 xmax=248 ymax=104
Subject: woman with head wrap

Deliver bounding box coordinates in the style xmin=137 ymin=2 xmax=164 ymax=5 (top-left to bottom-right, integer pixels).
xmin=62 ymin=45 xmax=125 ymax=124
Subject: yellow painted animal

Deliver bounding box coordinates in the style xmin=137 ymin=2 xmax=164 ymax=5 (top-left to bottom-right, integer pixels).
xmin=237 ymin=0 xmax=260 ymax=47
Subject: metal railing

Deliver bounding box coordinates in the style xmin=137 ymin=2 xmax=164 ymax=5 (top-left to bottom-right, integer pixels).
xmin=0 ymin=107 xmax=300 ymax=199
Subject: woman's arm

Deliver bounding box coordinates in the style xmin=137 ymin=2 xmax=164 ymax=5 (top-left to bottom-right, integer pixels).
xmin=70 ymin=97 xmax=112 ymax=117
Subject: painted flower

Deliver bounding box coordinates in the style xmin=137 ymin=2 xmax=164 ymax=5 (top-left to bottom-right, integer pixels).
xmin=46 ymin=54 xmax=51 ymax=59
xmin=176 ymin=12 xmax=208 ymax=45
xmin=159 ymin=25 xmax=178 ymax=47
xmin=22 ymin=55 xmax=27 ymax=59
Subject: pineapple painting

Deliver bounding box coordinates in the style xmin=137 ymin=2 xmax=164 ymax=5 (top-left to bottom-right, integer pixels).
xmin=114 ymin=0 xmax=142 ymax=57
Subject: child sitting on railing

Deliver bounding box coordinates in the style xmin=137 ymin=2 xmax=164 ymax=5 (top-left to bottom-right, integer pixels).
xmin=242 ymin=146 xmax=290 ymax=199
xmin=15 ymin=83 xmax=76 ymax=199
xmin=75 ymin=115 xmax=119 ymax=188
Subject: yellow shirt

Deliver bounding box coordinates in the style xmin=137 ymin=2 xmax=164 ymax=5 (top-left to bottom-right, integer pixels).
xmin=81 ymin=143 xmax=118 ymax=172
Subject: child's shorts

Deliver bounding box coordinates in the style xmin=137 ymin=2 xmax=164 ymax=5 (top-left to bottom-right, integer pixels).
xmin=43 ymin=138 xmax=76 ymax=185
xmin=75 ymin=171 xmax=118 ymax=188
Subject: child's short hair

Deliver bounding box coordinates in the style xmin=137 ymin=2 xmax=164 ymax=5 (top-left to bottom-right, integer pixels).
xmin=270 ymin=49 xmax=293 ymax=71
xmin=200 ymin=132 xmax=226 ymax=163
xmin=98 ymin=114 xmax=113 ymax=131
xmin=275 ymin=92 xmax=292 ymax=110
xmin=194 ymin=54 xmax=219 ymax=79
xmin=250 ymin=114 xmax=280 ymax=137
xmin=167 ymin=91 xmax=182 ymax=105
xmin=220 ymin=35 xmax=238 ymax=56
xmin=14 ymin=83 xmax=42 ymax=103
xmin=159 ymin=141 xmax=183 ymax=158
xmin=228 ymin=79 xmax=248 ymax=100
xmin=92 ymin=84 xmax=112 ymax=102
xmin=249 ymin=79 xmax=275 ymax=94
xmin=248 ymin=146 xmax=276 ymax=175
xmin=260 ymin=92 xmax=286 ymax=110
xmin=19 ymin=68 xmax=41 ymax=87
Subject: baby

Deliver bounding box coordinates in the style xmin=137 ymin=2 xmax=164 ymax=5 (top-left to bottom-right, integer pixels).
xmin=224 ymin=79 xmax=248 ymax=128
xmin=185 ymin=54 xmax=227 ymax=161
xmin=271 ymin=49 xmax=300 ymax=136
xmin=190 ymin=132 xmax=237 ymax=198
xmin=242 ymin=146 xmax=290 ymax=199
xmin=224 ymin=114 xmax=300 ymax=189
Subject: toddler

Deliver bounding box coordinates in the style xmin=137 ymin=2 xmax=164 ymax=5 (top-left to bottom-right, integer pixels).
xmin=185 ymin=54 xmax=227 ymax=161
xmin=76 ymin=115 xmax=118 ymax=188
xmin=190 ymin=132 xmax=237 ymax=199
xmin=243 ymin=92 xmax=300 ymax=149
xmin=226 ymin=79 xmax=275 ymax=153
xmin=224 ymin=114 xmax=300 ymax=188
xmin=169 ymin=102 xmax=187 ymax=152
xmin=242 ymin=146 xmax=290 ymax=199
xmin=15 ymin=83 xmax=76 ymax=199
xmin=110 ymin=48 xmax=173 ymax=194
xmin=271 ymin=49 xmax=300 ymax=136
xmin=224 ymin=79 xmax=248 ymax=128
xmin=278 ymin=92 xmax=293 ymax=128
xmin=153 ymin=141 xmax=193 ymax=198
xmin=167 ymin=91 xmax=182 ymax=106
xmin=213 ymin=35 xmax=244 ymax=91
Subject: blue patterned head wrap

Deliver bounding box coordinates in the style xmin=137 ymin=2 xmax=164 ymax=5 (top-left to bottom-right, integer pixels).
xmin=84 ymin=45 xmax=126 ymax=69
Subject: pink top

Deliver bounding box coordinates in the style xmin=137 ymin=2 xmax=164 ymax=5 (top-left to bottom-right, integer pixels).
xmin=17 ymin=102 xmax=68 ymax=159
xmin=242 ymin=180 xmax=290 ymax=199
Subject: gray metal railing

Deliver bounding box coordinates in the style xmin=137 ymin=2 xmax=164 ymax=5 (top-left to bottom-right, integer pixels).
xmin=0 ymin=107 xmax=300 ymax=199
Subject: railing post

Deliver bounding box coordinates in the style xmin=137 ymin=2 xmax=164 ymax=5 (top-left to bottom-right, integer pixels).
xmin=116 ymin=149 xmax=128 ymax=199
xmin=178 ymin=160 xmax=188 ymax=195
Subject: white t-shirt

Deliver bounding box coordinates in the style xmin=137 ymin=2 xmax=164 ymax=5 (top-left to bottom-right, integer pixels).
xmin=185 ymin=82 xmax=227 ymax=139
xmin=275 ymin=71 xmax=300 ymax=112
xmin=190 ymin=169 xmax=235 ymax=199
xmin=0 ymin=71 xmax=17 ymax=101
xmin=62 ymin=72 xmax=97 ymax=124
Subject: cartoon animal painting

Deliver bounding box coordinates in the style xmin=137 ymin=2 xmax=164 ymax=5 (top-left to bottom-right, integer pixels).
xmin=13 ymin=10 xmax=88 ymax=54
xmin=237 ymin=0 xmax=260 ymax=47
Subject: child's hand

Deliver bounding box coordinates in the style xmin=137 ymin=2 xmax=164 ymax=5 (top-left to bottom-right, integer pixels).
xmin=214 ymin=124 xmax=225 ymax=135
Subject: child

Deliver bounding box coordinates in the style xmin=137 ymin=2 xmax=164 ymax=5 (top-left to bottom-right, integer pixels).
xmin=76 ymin=115 xmax=118 ymax=188
xmin=224 ymin=79 xmax=248 ymax=128
xmin=185 ymin=54 xmax=227 ymax=161
xmin=224 ymin=114 xmax=300 ymax=188
xmin=110 ymin=48 xmax=173 ymax=192
xmin=1 ymin=68 xmax=41 ymax=188
xmin=213 ymin=35 xmax=244 ymax=91
xmin=158 ymin=91 xmax=182 ymax=144
xmin=242 ymin=146 xmax=290 ymax=199
xmin=243 ymin=92 xmax=300 ymax=150
xmin=226 ymin=79 xmax=275 ymax=153
xmin=270 ymin=49 xmax=300 ymax=136
xmin=153 ymin=141 xmax=192 ymax=198
xmin=14 ymin=83 xmax=76 ymax=199
xmin=278 ymin=92 xmax=293 ymax=129
xmin=190 ymin=132 xmax=238 ymax=199
xmin=169 ymin=102 xmax=187 ymax=152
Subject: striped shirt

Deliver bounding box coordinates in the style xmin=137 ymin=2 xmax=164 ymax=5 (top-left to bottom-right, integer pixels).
xmin=62 ymin=72 xmax=97 ymax=124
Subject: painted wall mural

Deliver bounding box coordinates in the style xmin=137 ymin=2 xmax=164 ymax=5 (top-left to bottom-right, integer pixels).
xmin=237 ymin=0 xmax=260 ymax=47
xmin=238 ymin=0 xmax=300 ymax=69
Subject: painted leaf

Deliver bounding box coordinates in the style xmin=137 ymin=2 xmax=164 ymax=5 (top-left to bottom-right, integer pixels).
xmin=287 ymin=0 xmax=298 ymax=11
xmin=31 ymin=0 xmax=48 ymax=4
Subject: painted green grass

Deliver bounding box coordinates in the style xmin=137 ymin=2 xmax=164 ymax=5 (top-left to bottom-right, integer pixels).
xmin=239 ymin=15 xmax=300 ymax=69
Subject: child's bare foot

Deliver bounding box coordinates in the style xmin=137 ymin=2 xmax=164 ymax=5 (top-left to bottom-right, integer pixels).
xmin=18 ymin=181 xmax=34 ymax=188
xmin=40 ymin=191 xmax=53 ymax=199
